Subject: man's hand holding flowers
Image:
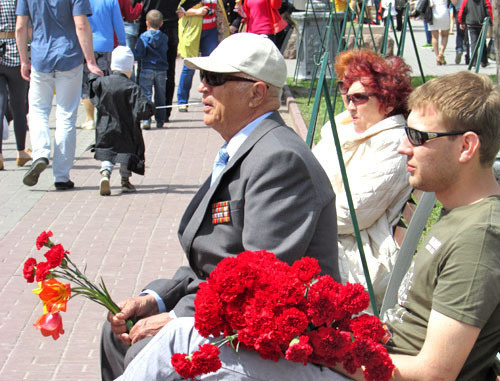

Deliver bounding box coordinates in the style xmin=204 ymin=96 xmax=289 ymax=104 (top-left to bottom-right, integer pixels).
xmin=108 ymin=295 xmax=174 ymax=346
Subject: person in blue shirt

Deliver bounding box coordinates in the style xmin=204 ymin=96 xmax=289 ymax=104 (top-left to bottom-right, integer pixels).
xmin=135 ymin=10 xmax=169 ymax=129
xmin=16 ymin=0 xmax=103 ymax=190
xmin=81 ymin=0 xmax=127 ymax=130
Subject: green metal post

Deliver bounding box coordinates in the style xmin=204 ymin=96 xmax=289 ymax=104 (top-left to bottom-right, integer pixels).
xmin=407 ymin=16 xmax=426 ymax=82
xmin=397 ymin=4 xmax=410 ymax=56
xmin=380 ymin=3 xmax=393 ymax=56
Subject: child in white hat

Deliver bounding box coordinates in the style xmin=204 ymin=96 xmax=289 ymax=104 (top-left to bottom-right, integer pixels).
xmin=88 ymin=45 xmax=155 ymax=196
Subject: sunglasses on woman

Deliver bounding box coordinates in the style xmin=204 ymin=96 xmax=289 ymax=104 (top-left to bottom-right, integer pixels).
xmin=404 ymin=125 xmax=469 ymax=146
xmin=200 ymin=70 xmax=258 ymax=87
xmin=346 ymin=92 xmax=379 ymax=106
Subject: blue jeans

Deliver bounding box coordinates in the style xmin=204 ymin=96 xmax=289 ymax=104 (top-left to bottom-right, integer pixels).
xmin=101 ymin=160 xmax=131 ymax=178
xmin=124 ymin=21 xmax=140 ymax=51
xmin=28 ymin=64 xmax=82 ymax=182
xmin=177 ymin=27 xmax=218 ymax=105
xmin=139 ymin=68 xmax=167 ymax=125
xmin=124 ymin=21 xmax=139 ymax=81
xmin=423 ymin=20 xmax=431 ymax=44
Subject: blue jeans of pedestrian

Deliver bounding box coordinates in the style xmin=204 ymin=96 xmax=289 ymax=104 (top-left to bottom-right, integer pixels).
xmin=139 ymin=68 xmax=167 ymax=126
xmin=177 ymin=27 xmax=218 ymax=105
xmin=124 ymin=21 xmax=140 ymax=81
xmin=423 ymin=20 xmax=431 ymax=44
xmin=124 ymin=21 xmax=140 ymax=51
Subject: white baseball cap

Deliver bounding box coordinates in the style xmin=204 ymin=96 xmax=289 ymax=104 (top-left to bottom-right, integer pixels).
xmin=111 ymin=45 xmax=134 ymax=73
xmin=184 ymin=33 xmax=287 ymax=88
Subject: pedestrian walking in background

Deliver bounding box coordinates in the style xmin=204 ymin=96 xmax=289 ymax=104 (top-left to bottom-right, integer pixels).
xmin=176 ymin=0 xmax=229 ymax=112
xmin=235 ymin=0 xmax=288 ymax=49
xmin=138 ymin=0 xmax=200 ymax=123
xmin=135 ymin=10 xmax=169 ymax=129
xmin=0 ymin=0 xmax=30 ymax=170
xmin=117 ymin=0 xmax=144 ymax=52
xmin=458 ymin=0 xmax=493 ymax=67
xmin=452 ymin=0 xmax=468 ymax=63
xmin=81 ymin=0 xmax=126 ymax=130
xmin=89 ymin=46 xmax=154 ymax=196
xmin=428 ymin=0 xmax=450 ymax=65
xmin=16 ymin=0 xmax=103 ymax=190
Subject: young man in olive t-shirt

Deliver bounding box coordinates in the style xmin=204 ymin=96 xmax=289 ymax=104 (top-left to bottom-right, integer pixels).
xmin=380 ymin=72 xmax=500 ymax=380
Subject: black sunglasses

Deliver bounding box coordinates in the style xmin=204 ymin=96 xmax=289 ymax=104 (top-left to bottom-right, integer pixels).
xmin=346 ymin=92 xmax=379 ymax=106
xmin=404 ymin=125 xmax=469 ymax=146
xmin=200 ymin=70 xmax=258 ymax=87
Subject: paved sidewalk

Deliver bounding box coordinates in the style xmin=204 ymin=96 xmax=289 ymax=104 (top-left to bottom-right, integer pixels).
xmin=0 ymin=24 xmax=495 ymax=380
xmin=0 ymin=59 xmax=224 ymax=381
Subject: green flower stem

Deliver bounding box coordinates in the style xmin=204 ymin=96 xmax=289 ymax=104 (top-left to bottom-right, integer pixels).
xmin=51 ymin=254 xmax=135 ymax=332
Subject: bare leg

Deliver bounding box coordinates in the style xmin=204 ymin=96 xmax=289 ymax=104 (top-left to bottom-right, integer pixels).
xmin=439 ymin=29 xmax=449 ymax=64
xmin=440 ymin=29 xmax=449 ymax=55
xmin=82 ymin=98 xmax=95 ymax=123
xmin=431 ymin=30 xmax=440 ymax=63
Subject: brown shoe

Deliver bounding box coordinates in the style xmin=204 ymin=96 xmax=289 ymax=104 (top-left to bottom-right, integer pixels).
xmin=121 ymin=179 xmax=136 ymax=193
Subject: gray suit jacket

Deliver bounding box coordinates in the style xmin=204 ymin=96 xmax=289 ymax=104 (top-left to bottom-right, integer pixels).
xmin=145 ymin=112 xmax=339 ymax=317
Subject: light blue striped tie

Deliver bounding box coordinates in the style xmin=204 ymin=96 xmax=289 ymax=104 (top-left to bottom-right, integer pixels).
xmin=210 ymin=144 xmax=229 ymax=186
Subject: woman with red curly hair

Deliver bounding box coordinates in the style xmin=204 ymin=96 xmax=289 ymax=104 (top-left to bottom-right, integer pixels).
xmin=313 ymin=49 xmax=413 ymax=309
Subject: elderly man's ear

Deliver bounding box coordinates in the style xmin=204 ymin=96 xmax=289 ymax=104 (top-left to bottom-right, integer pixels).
xmin=248 ymin=82 xmax=269 ymax=108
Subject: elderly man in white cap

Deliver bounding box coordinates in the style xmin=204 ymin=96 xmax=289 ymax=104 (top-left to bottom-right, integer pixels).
xmin=100 ymin=32 xmax=340 ymax=380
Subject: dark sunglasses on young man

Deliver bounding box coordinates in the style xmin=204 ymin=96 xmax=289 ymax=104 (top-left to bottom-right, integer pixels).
xmin=404 ymin=125 xmax=471 ymax=146
xmin=200 ymin=70 xmax=258 ymax=87
xmin=346 ymin=92 xmax=379 ymax=106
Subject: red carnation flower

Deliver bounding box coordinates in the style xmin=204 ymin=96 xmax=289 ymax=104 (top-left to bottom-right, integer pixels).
xmin=349 ymin=314 xmax=386 ymax=342
xmin=36 ymin=231 xmax=53 ymax=250
xmin=44 ymin=244 xmax=68 ymax=269
xmin=171 ymin=353 xmax=196 ymax=379
xmin=275 ymin=308 xmax=309 ymax=344
xmin=23 ymin=257 xmax=37 ymax=283
xmin=191 ymin=344 xmax=222 ymax=375
xmin=350 ymin=338 xmax=394 ymax=381
xmin=285 ymin=335 xmax=313 ymax=364
xmin=35 ymin=261 xmax=52 ymax=282
xmin=254 ymin=332 xmax=282 ymax=362
xmin=306 ymin=275 xmax=344 ymax=326
xmin=194 ymin=283 xmax=224 ymax=337
xmin=274 ymin=275 xmax=307 ymax=308
xmin=338 ymin=282 xmax=370 ymax=315
xmin=292 ymin=257 xmax=321 ymax=283
xmin=307 ymin=326 xmax=352 ymax=367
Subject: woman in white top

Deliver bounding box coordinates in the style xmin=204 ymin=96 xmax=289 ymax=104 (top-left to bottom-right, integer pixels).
xmin=313 ymin=50 xmax=413 ymax=308
xmin=428 ymin=0 xmax=451 ymax=64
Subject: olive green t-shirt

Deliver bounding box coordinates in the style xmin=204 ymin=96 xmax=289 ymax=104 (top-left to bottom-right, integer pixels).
xmin=383 ymin=195 xmax=500 ymax=380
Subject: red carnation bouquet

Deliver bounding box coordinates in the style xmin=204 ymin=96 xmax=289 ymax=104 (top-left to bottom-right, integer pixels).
xmin=23 ymin=231 xmax=133 ymax=340
xmin=171 ymin=251 xmax=394 ymax=380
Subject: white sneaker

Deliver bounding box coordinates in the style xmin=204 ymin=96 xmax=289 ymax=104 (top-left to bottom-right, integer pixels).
xmin=81 ymin=120 xmax=96 ymax=130
xmin=100 ymin=172 xmax=111 ymax=196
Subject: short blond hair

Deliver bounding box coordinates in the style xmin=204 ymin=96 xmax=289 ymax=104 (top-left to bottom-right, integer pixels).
xmin=146 ymin=10 xmax=163 ymax=29
xmin=408 ymin=72 xmax=500 ymax=167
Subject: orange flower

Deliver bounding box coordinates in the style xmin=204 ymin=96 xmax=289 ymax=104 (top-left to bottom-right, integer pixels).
xmin=33 ymin=279 xmax=71 ymax=313
xmin=33 ymin=312 xmax=64 ymax=340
